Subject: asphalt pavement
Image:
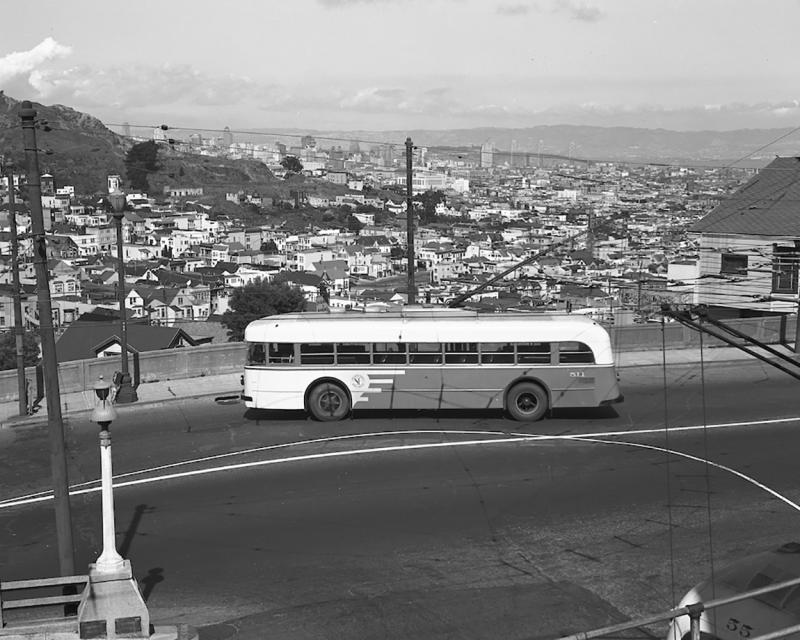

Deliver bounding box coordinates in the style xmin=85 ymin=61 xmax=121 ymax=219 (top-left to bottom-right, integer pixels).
xmin=0 ymin=342 xmax=795 ymax=640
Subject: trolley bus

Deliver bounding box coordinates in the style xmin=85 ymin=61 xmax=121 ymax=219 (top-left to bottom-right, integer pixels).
xmin=241 ymin=308 xmax=623 ymax=421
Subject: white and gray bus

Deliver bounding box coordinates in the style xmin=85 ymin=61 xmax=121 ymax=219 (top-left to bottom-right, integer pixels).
xmin=241 ymin=308 xmax=623 ymax=421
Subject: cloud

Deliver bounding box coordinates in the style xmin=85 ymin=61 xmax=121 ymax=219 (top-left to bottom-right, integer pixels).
xmin=317 ymin=0 xmax=408 ymax=6
xmin=24 ymin=63 xmax=282 ymax=111
xmin=497 ymin=4 xmax=532 ymax=16
xmin=337 ymin=86 xmax=461 ymax=115
xmin=500 ymin=0 xmax=603 ymax=21
xmin=0 ymin=37 xmax=72 ymax=85
xmin=558 ymin=0 xmax=603 ymax=22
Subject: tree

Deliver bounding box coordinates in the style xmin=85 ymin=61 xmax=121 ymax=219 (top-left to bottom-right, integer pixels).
xmin=221 ymin=280 xmax=307 ymax=341
xmin=345 ymin=214 xmax=364 ymax=234
xmin=0 ymin=331 xmax=40 ymax=371
xmin=260 ymin=239 xmax=279 ymax=254
xmin=280 ymin=155 xmax=304 ymax=174
xmin=414 ymin=189 xmax=446 ymax=224
xmin=124 ymin=140 xmax=160 ymax=192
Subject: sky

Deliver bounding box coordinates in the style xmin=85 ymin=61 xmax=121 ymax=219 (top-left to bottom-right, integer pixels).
xmin=2 ymin=0 xmax=800 ymax=135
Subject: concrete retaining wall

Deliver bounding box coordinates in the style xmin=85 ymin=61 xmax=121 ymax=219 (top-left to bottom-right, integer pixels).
xmin=611 ymin=315 xmax=795 ymax=351
xmin=0 ymin=315 xmax=795 ymax=403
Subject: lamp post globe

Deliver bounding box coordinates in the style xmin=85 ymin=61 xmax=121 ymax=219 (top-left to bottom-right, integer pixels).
xmin=108 ymin=190 xmax=137 ymax=403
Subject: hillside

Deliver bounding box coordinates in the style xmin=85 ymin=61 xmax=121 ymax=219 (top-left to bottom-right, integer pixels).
xmin=0 ymin=92 xmax=126 ymax=194
xmin=0 ymin=94 xmax=283 ymax=198
xmin=144 ymin=145 xmax=279 ymax=197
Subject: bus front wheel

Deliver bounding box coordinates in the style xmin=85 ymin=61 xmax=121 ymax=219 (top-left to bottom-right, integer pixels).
xmin=307 ymin=382 xmax=351 ymax=421
xmin=507 ymin=382 xmax=548 ymax=422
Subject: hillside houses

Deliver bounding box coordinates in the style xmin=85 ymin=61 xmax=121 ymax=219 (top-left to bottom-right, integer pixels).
xmin=0 ymin=146 xmax=767 ymax=348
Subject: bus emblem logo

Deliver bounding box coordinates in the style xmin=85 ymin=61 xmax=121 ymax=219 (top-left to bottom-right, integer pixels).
xmin=352 ymin=375 xmax=365 ymax=387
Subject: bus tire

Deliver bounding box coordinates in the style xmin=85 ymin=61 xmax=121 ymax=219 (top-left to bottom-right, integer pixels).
xmin=506 ymin=382 xmax=548 ymax=422
xmin=307 ymin=381 xmax=350 ymax=421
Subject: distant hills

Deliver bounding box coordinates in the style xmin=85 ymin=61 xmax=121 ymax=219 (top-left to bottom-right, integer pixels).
xmin=3 ymin=93 xmax=799 ymax=198
xmin=242 ymin=125 xmax=800 ymax=168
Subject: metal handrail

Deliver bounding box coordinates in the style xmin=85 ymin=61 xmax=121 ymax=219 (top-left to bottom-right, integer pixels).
xmin=557 ymin=575 xmax=800 ymax=640
xmin=0 ymin=575 xmax=89 ymax=628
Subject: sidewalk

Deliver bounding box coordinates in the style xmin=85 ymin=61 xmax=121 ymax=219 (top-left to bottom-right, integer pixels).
xmin=2 ymin=344 xmax=792 ymax=429
xmin=0 ymin=372 xmax=242 ymax=429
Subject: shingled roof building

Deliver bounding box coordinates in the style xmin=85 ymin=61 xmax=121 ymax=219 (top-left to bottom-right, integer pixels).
xmin=691 ymin=156 xmax=800 ymax=317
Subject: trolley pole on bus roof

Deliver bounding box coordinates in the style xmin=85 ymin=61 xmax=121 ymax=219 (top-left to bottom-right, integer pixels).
xmin=20 ymin=100 xmax=76 ymax=576
xmin=405 ymin=137 xmax=416 ymax=305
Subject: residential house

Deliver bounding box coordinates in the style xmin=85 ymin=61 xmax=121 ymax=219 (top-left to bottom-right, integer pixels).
xmin=0 ymin=283 xmax=37 ymax=331
xmin=85 ymin=225 xmax=118 ymax=252
xmin=225 ymin=227 xmax=264 ymax=251
xmin=312 ymin=259 xmax=350 ymax=295
xmin=55 ymin=312 xmax=199 ymax=362
xmin=691 ymin=156 xmax=800 ymax=316
xmin=290 ymin=248 xmax=336 ymax=272
xmin=273 ymin=271 xmax=324 ymax=304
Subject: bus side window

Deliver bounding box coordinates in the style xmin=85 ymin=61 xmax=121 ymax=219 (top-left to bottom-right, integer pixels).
xmin=517 ymin=342 xmax=551 ymax=364
xmin=480 ymin=342 xmax=514 ymax=364
xmin=268 ymin=343 xmax=295 ymax=364
xmin=373 ymin=343 xmax=406 ymax=364
xmin=558 ymin=341 xmax=595 ymax=364
xmin=409 ymin=343 xmax=442 ymax=364
xmin=444 ymin=343 xmax=478 ymax=364
xmin=300 ymin=343 xmax=335 ymax=365
xmin=337 ymin=343 xmax=371 ymax=364
xmin=247 ymin=342 xmax=266 ymax=365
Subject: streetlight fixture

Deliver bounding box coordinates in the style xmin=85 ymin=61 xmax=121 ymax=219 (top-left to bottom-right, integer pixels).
xmin=78 ymin=375 xmax=150 ymax=637
xmin=89 ymin=376 xmax=122 ymax=572
xmin=108 ymin=190 xmax=138 ymax=403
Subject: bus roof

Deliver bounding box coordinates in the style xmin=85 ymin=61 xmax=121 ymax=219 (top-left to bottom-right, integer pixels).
xmin=244 ymin=310 xmax=614 ymax=361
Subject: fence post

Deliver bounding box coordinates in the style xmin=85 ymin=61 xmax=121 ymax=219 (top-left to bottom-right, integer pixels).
xmin=687 ymin=602 xmax=704 ymax=640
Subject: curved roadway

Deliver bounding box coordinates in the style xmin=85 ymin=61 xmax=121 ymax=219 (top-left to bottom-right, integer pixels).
xmin=1 ymin=358 xmax=799 ymax=639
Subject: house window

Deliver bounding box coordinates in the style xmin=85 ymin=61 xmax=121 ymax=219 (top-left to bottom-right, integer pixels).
xmin=773 ymin=246 xmax=799 ymax=294
xmin=720 ymin=253 xmax=748 ymax=275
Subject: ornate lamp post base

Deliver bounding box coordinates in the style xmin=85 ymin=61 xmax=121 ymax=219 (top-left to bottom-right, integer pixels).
xmin=78 ymin=559 xmax=151 ymax=639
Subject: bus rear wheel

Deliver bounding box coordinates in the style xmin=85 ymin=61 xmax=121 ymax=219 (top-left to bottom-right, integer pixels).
xmin=307 ymin=382 xmax=350 ymax=421
xmin=507 ymin=382 xmax=548 ymax=422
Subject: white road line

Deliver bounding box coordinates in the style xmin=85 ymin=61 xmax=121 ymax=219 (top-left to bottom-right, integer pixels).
xmin=561 ymin=435 xmax=800 ymax=513
xmin=2 ymin=416 xmax=800 ymax=511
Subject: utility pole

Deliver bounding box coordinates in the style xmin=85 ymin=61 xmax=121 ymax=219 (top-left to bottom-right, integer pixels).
xmin=19 ymin=100 xmax=75 ymax=576
xmin=2 ymin=160 xmax=27 ymax=416
xmin=405 ymin=137 xmax=416 ymax=305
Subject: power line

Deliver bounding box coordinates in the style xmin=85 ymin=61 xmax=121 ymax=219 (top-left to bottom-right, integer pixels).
xmin=106 ymin=123 xmax=405 ymax=150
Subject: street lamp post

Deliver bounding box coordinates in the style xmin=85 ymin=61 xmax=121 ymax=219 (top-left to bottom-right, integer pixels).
xmin=78 ymin=375 xmax=150 ymax=638
xmin=108 ymin=191 xmax=137 ymax=403
xmin=90 ymin=377 xmax=123 ymax=573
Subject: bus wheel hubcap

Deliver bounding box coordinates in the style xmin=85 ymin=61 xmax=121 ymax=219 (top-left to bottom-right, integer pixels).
xmin=518 ymin=394 xmax=537 ymax=413
xmin=321 ymin=392 xmax=341 ymax=412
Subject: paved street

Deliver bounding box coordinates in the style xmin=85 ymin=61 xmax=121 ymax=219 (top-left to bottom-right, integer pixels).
xmin=2 ymin=354 xmax=800 ymax=639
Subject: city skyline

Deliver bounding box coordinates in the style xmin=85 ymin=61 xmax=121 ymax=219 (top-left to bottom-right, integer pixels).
xmin=2 ymin=0 xmax=799 ymax=133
